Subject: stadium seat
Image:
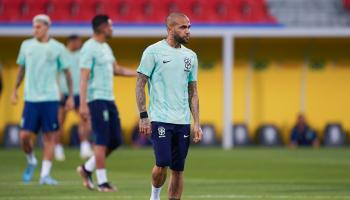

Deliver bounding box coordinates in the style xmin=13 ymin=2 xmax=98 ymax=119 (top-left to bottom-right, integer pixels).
xmin=204 ymin=0 xmax=234 ymax=23
xmin=3 ymin=124 xmax=21 ymax=148
xmin=0 ymin=0 xmax=25 ymax=22
xmin=199 ymin=124 xmax=217 ymax=146
xmin=232 ymin=0 xmax=276 ymax=23
xmin=105 ymin=0 xmax=139 ymax=23
xmin=179 ymin=0 xmax=210 ymax=23
xmin=21 ymin=0 xmax=49 ymax=21
xmin=345 ymin=0 xmax=350 ymax=10
xmin=256 ymin=124 xmax=283 ymax=146
xmin=75 ymin=0 xmax=106 ymax=22
xmin=323 ymin=123 xmax=347 ymax=147
xmin=232 ymin=123 xmax=251 ymax=146
xmin=48 ymin=0 xmax=74 ymax=21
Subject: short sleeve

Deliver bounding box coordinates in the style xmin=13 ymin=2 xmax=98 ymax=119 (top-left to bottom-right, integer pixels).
xmin=188 ymin=54 xmax=198 ymax=82
xmin=16 ymin=42 xmax=26 ymax=67
xmin=57 ymin=45 xmax=69 ymax=70
xmin=80 ymin=46 xmax=94 ymax=70
xmin=137 ymin=48 xmax=155 ymax=77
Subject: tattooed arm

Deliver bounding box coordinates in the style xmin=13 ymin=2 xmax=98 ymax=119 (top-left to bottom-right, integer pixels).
xmin=188 ymin=81 xmax=202 ymax=143
xmin=136 ymin=73 xmax=151 ymax=135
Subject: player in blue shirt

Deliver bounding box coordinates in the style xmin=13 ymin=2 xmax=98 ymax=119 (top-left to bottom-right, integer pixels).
xmin=77 ymin=15 xmax=137 ymax=192
xmin=136 ymin=12 xmax=203 ymax=200
xmin=11 ymin=14 xmax=74 ymax=185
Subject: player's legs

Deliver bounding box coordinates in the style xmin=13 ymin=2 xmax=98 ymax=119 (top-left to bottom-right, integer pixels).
xmin=39 ymin=101 xmax=60 ymax=185
xmin=78 ymin=114 xmax=93 ymax=159
xmin=21 ymin=130 xmax=37 ymax=182
xmin=55 ymin=101 xmax=66 ymax=161
xmin=78 ymin=100 xmax=115 ymax=192
xmin=168 ymin=170 xmax=183 ymax=200
xmin=168 ymin=124 xmax=191 ymax=199
xmin=21 ymin=102 xmax=40 ymax=183
xmin=74 ymin=95 xmax=93 ymax=159
xmin=152 ymin=166 xmax=167 ymax=187
xmin=20 ymin=130 xmax=34 ymax=154
xmin=40 ymin=131 xmax=58 ymax=185
xmin=150 ymin=122 xmax=174 ymax=200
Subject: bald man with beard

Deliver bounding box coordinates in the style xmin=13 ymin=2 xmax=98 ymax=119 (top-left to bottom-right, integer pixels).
xmin=136 ymin=12 xmax=203 ymax=200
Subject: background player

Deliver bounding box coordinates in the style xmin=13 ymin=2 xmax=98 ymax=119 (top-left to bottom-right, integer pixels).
xmin=136 ymin=12 xmax=203 ymax=200
xmin=77 ymin=15 xmax=137 ymax=192
xmin=55 ymin=35 xmax=93 ymax=161
xmin=11 ymin=14 xmax=74 ymax=185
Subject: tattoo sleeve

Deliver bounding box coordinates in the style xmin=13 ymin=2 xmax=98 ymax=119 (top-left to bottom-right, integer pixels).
xmin=188 ymin=81 xmax=200 ymax=124
xmin=136 ymin=73 xmax=149 ymax=113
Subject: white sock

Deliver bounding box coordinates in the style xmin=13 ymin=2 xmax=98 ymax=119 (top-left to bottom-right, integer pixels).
xmin=81 ymin=140 xmax=89 ymax=149
xmin=26 ymin=152 xmax=37 ymax=165
xmin=40 ymin=160 xmax=52 ymax=178
xmin=96 ymin=168 xmax=108 ymax=185
xmin=150 ymin=185 xmax=162 ymax=200
xmin=84 ymin=156 xmax=96 ymax=172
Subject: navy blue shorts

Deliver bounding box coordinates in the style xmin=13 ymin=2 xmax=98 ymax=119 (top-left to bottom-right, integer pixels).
xmin=88 ymin=100 xmax=122 ymax=150
xmin=151 ymin=122 xmax=191 ymax=171
xmin=60 ymin=95 xmax=80 ymax=109
xmin=21 ymin=101 xmax=60 ymax=133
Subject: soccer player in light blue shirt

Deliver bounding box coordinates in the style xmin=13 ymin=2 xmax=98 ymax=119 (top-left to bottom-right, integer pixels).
xmin=77 ymin=15 xmax=137 ymax=192
xmin=11 ymin=14 xmax=74 ymax=185
xmin=55 ymin=35 xmax=93 ymax=161
xmin=136 ymin=13 xmax=203 ymax=200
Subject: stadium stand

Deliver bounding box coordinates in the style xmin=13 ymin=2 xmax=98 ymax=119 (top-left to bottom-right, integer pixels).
xmin=323 ymin=123 xmax=347 ymax=146
xmin=232 ymin=124 xmax=251 ymax=146
xmin=256 ymin=124 xmax=283 ymax=146
xmin=0 ymin=0 xmax=276 ymax=24
xmin=267 ymin=0 xmax=350 ymax=27
xmin=3 ymin=124 xmax=20 ymax=148
xmin=199 ymin=124 xmax=218 ymax=146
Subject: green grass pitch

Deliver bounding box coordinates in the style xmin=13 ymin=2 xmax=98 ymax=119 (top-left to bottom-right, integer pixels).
xmin=0 ymin=147 xmax=349 ymax=200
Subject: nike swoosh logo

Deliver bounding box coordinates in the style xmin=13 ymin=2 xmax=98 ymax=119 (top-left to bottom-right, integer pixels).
xmin=163 ymin=60 xmax=171 ymax=64
xmin=184 ymin=135 xmax=190 ymax=138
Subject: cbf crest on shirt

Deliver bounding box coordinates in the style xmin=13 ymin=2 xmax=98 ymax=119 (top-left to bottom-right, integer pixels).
xmin=137 ymin=40 xmax=198 ymax=125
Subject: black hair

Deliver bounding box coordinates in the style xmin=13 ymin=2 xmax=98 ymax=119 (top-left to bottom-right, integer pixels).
xmin=92 ymin=15 xmax=110 ymax=33
xmin=67 ymin=34 xmax=79 ymax=41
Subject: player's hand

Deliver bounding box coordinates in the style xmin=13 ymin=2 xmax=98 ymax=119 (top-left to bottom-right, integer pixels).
xmin=79 ymin=103 xmax=90 ymax=122
xmin=11 ymin=90 xmax=18 ymax=105
xmin=192 ymin=123 xmax=203 ymax=143
xmin=139 ymin=118 xmax=152 ymax=136
xmin=65 ymin=96 xmax=74 ymax=111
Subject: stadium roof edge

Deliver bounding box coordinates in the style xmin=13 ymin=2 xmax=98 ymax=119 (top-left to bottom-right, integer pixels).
xmin=1 ymin=24 xmax=350 ymax=37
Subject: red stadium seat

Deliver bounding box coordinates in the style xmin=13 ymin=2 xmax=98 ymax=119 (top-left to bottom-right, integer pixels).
xmin=105 ymin=0 xmax=139 ymax=23
xmin=48 ymin=0 xmax=74 ymax=21
xmin=237 ymin=0 xmax=275 ymax=23
xmin=20 ymin=0 xmax=49 ymax=21
xmin=0 ymin=0 xmax=276 ymax=24
xmin=75 ymin=0 xmax=105 ymax=22
xmin=180 ymin=0 xmax=211 ymax=23
xmin=205 ymin=0 xmax=244 ymax=23
xmin=0 ymin=0 xmax=25 ymax=22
